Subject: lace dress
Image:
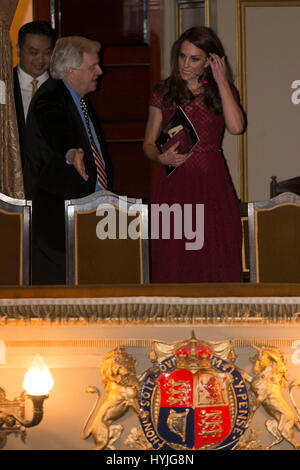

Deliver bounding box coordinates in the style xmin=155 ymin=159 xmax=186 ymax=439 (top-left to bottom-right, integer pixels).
xmin=150 ymin=86 xmax=242 ymax=283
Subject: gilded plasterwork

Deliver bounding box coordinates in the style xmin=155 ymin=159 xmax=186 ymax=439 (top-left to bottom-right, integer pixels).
xmin=1 ymin=296 xmax=300 ymax=324
xmin=81 ymin=335 xmax=300 ymax=450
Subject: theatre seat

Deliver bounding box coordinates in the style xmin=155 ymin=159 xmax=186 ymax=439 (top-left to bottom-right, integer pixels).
xmin=0 ymin=193 xmax=31 ymax=285
xmin=65 ymin=190 xmax=149 ymax=285
xmin=248 ymin=192 xmax=300 ymax=282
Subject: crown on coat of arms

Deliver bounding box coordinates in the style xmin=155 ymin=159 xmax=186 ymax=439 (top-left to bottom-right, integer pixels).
xmin=176 ymin=335 xmax=211 ymax=372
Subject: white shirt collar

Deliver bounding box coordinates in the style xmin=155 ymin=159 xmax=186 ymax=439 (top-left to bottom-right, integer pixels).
xmin=17 ymin=65 xmax=49 ymax=88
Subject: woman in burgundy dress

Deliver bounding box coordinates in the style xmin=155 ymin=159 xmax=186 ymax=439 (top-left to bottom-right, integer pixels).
xmin=143 ymin=27 xmax=245 ymax=284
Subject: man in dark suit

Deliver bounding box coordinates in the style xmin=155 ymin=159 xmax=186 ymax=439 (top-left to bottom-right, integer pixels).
xmin=24 ymin=36 xmax=112 ymax=285
xmin=13 ymin=21 xmax=55 ymax=166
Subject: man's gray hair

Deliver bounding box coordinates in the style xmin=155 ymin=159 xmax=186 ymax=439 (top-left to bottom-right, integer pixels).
xmin=50 ymin=36 xmax=101 ymax=80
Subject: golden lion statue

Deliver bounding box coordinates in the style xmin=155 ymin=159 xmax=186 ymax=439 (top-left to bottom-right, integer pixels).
xmin=81 ymin=347 xmax=146 ymax=450
xmin=249 ymin=345 xmax=300 ymax=450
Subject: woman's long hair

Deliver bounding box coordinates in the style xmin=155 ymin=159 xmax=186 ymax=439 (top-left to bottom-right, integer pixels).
xmin=159 ymin=27 xmax=234 ymax=114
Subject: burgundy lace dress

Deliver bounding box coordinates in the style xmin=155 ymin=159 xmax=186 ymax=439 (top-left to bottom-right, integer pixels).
xmin=150 ymin=86 xmax=242 ymax=283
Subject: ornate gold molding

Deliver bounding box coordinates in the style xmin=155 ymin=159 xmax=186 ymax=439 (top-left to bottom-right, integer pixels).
xmin=1 ymin=296 xmax=300 ymax=324
xmin=3 ymin=337 xmax=300 ymax=350
xmin=205 ymin=0 xmax=211 ymax=26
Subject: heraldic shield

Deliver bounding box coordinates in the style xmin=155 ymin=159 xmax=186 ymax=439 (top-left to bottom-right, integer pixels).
xmin=157 ymin=366 xmax=231 ymax=448
xmin=139 ymin=335 xmax=250 ymax=450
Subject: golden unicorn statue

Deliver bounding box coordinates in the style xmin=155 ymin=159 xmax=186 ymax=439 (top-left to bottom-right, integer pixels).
xmin=249 ymin=345 xmax=300 ymax=450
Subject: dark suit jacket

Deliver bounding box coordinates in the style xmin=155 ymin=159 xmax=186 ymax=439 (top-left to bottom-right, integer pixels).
xmin=23 ymin=78 xmax=112 ymax=285
xmin=13 ymin=67 xmax=26 ymax=167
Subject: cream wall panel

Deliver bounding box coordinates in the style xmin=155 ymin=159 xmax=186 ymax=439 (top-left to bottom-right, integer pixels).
xmin=238 ymin=2 xmax=300 ymax=202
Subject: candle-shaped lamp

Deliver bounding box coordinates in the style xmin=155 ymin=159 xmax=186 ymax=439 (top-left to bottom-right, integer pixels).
xmin=20 ymin=354 xmax=54 ymax=427
xmin=23 ymin=354 xmax=54 ymax=396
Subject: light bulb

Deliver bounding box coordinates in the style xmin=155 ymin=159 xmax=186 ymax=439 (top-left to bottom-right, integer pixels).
xmin=22 ymin=354 xmax=54 ymax=396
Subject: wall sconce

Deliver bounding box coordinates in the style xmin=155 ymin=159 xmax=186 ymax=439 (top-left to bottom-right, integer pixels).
xmin=0 ymin=354 xmax=54 ymax=448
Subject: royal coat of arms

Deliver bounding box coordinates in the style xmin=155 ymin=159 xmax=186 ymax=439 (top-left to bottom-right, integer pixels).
xmin=139 ymin=334 xmax=250 ymax=450
xmin=82 ymin=333 xmax=300 ymax=450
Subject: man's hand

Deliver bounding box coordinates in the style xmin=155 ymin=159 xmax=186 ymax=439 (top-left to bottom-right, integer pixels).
xmin=68 ymin=148 xmax=89 ymax=181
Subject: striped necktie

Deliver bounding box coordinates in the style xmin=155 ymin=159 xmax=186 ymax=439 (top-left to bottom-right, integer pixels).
xmin=80 ymin=98 xmax=107 ymax=189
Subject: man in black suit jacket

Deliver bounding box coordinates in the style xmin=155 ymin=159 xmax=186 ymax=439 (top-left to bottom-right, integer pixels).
xmin=14 ymin=21 xmax=55 ymax=166
xmin=24 ymin=36 xmax=112 ymax=285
